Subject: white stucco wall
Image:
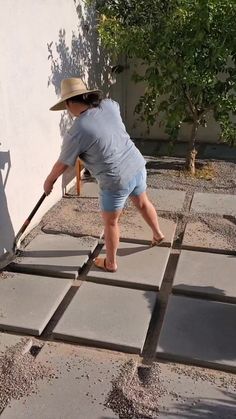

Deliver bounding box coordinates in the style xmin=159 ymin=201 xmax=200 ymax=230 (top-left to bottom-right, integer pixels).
xmin=0 ymin=0 xmax=112 ymax=255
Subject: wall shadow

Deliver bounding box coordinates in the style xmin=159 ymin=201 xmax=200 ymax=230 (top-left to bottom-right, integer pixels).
xmin=47 ymin=0 xmax=114 ymax=137
xmin=47 ymin=0 xmax=114 ymax=192
xmin=0 ymin=151 xmax=15 ymax=255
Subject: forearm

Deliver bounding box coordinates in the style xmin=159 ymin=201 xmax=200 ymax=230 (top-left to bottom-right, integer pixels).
xmin=46 ymin=160 xmax=68 ymax=182
xmin=44 ymin=160 xmax=68 ymax=195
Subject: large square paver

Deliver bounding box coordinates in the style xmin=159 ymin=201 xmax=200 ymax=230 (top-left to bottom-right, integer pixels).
xmin=182 ymin=218 xmax=236 ymax=253
xmin=3 ymin=342 xmax=236 ymax=419
xmin=120 ymin=210 xmax=176 ymax=246
xmin=190 ymin=192 xmax=236 ymax=216
xmin=147 ymin=188 xmax=186 ymax=212
xmin=173 ymin=250 xmax=236 ymax=302
xmin=11 ymin=234 xmax=98 ymax=279
xmin=126 ymin=187 xmax=185 ymax=212
xmin=0 ymin=272 xmax=71 ymax=335
xmin=53 ymin=282 xmax=157 ymax=353
xmin=1 ymin=342 xmax=121 ymax=419
xmin=156 ymin=295 xmax=236 ymax=372
xmin=86 ymin=242 xmax=170 ymax=291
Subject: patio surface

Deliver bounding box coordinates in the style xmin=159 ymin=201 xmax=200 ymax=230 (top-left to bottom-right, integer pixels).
xmin=1 ymin=153 xmax=236 ymax=417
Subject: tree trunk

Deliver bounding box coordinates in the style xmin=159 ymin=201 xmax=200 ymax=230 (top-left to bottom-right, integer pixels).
xmin=185 ymin=121 xmax=198 ymax=175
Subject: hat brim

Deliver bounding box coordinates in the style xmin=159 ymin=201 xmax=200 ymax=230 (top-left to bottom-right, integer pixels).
xmin=50 ymin=88 xmax=102 ymax=111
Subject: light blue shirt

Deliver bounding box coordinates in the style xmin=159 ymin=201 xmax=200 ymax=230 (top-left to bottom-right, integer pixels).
xmin=59 ymin=99 xmax=146 ymax=190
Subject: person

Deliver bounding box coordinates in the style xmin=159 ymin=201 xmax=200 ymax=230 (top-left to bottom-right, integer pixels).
xmin=44 ymin=78 xmax=164 ymax=272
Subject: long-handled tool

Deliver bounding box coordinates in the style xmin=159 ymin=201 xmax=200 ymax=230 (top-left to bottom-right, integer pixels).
xmin=0 ymin=191 xmax=48 ymax=271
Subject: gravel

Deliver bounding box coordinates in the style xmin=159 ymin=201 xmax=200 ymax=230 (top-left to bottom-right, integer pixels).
xmin=105 ymin=359 xmax=236 ymax=418
xmin=19 ymin=158 xmax=236 ymax=250
xmin=0 ymin=339 xmax=53 ymax=413
xmin=105 ymin=360 xmax=166 ymax=418
xmin=146 ymin=158 xmax=236 ymax=194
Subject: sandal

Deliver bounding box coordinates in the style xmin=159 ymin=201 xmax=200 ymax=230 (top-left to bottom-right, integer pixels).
xmin=93 ymin=257 xmax=117 ymax=273
xmin=151 ymin=236 xmax=165 ymax=247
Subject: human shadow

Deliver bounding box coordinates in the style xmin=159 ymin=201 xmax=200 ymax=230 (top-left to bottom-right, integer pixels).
xmin=0 ymin=151 xmax=15 ymax=255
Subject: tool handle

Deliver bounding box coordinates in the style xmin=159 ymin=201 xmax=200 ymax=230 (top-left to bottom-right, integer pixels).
xmin=13 ymin=192 xmax=47 ymax=248
xmin=13 ymin=181 xmax=56 ymax=251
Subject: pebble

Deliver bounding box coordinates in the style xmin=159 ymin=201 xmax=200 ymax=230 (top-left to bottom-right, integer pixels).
xmin=0 ymin=339 xmax=53 ymax=412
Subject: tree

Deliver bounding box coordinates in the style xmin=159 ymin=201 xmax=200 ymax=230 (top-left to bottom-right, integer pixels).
xmin=90 ymin=0 xmax=236 ymax=174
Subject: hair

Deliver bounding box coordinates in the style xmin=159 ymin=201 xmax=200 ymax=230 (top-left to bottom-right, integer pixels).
xmin=67 ymin=91 xmax=103 ymax=108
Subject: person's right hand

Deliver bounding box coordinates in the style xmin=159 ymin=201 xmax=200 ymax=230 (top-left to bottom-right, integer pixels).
xmin=43 ymin=177 xmax=54 ymax=195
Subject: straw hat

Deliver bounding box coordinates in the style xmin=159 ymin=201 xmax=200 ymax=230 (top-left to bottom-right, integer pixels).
xmin=50 ymin=78 xmax=101 ymax=111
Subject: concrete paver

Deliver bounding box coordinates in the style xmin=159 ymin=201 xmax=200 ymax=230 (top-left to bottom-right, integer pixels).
xmin=156 ymin=295 xmax=236 ymax=372
xmin=182 ymin=218 xmax=236 ymax=253
xmin=2 ymin=342 xmax=236 ymax=419
xmin=86 ymin=242 xmax=170 ymax=291
xmin=0 ymin=273 xmax=71 ymax=336
xmin=173 ymin=250 xmax=236 ymax=302
xmin=11 ymin=234 xmax=98 ymax=279
xmin=157 ymin=363 xmax=236 ymax=419
xmin=120 ymin=211 xmax=176 ymax=245
xmin=190 ymin=192 xmax=236 ymax=216
xmin=1 ymin=342 xmax=121 ymax=419
xmin=146 ymin=188 xmax=185 ymax=212
xmin=53 ymin=282 xmax=157 ymax=353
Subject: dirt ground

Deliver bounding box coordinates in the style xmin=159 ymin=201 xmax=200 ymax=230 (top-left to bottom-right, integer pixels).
xmin=21 ymin=156 xmax=236 ymax=251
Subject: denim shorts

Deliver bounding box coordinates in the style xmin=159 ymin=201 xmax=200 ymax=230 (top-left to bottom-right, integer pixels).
xmin=99 ymin=167 xmax=147 ymax=212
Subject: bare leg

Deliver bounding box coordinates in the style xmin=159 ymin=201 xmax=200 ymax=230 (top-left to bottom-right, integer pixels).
xmin=99 ymin=210 xmax=122 ymax=271
xmin=130 ymin=191 xmax=164 ymax=242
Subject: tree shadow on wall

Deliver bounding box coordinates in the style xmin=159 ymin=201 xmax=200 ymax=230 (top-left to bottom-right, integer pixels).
xmin=0 ymin=151 xmax=15 ymax=255
xmin=47 ymin=0 xmax=114 ymax=138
